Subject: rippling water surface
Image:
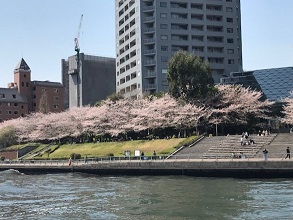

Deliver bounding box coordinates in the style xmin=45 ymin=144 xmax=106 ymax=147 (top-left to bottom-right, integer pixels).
xmin=0 ymin=169 xmax=293 ymax=219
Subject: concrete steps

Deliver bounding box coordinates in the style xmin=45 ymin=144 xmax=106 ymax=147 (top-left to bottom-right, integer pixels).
xmin=174 ymin=133 xmax=277 ymax=159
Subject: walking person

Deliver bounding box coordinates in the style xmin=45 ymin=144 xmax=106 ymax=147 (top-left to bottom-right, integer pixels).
xmin=68 ymin=157 xmax=72 ymax=166
xmin=263 ymin=149 xmax=268 ymax=161
xmin=285 ymin=147 xmax=290 ymax=159
xmin=153 ymin=150 xmax=156 ymax=160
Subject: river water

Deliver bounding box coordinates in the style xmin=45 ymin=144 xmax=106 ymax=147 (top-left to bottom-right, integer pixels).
xmin=0 ymin=169 xmax=292 ymax=220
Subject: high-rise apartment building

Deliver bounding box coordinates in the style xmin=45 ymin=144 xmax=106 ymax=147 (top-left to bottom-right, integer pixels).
xmin=115 ymin=0 xmax=242 ymax=97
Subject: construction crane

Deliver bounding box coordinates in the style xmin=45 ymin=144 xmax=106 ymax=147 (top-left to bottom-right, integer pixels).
xmin=74 ymin=14 xmax=83 ymax=61
xmin=73 ymin=14 xmax=83 ymax=107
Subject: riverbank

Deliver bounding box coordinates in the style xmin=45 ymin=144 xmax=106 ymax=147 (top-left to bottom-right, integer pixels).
xmin=1 ymin=158 xmax=293 ymax=178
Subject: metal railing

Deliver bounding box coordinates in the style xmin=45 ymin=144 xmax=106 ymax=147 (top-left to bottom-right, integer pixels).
xmin=0 ymin=153 xmax=292 ymax=166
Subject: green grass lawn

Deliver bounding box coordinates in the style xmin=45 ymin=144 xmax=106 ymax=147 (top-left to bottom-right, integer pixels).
xmin=42 ymin=136 xmax=198 ymax=159
xmin=7 ymin=143 xmax=41 ymax=150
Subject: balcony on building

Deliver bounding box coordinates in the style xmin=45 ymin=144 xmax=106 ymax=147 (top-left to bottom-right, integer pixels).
xmin=144 ymin=59 xmax=156 ymax=66
xmin=143 ymin=5 xmax=155 ymax=12
xmin=143 ymin=38 xmax=156 ymax=44
xmin=144 ymin=83 xmax=157 ymax=90
xmin=143 ymin=16 xmax=155 ymax=23
xmin=145 ymin=70 xmax=156 ymax=78
xmin=144 ymin=49 xmax=156 ymax=55
xmin=143 ymin=27 xmax=155 ymax=34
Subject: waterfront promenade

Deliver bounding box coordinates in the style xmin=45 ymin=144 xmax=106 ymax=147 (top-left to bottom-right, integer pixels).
xmin=1 ymin=157 xmax=293 ymax=178
xmin=1 ymin=133 xmax=292 ymax=178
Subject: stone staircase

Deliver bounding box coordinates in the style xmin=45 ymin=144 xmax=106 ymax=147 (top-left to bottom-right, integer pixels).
xmin=174 ymin=134 xmax=277 ymax=159
xmin=174 ymin=136 xmax=226 ymax=159
xmin=256 ymin=133 xmax=293 ymax=158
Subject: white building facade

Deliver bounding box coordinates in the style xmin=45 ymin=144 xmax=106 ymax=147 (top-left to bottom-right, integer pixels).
xmin=115 ymin=0 xmax=242 ymax=98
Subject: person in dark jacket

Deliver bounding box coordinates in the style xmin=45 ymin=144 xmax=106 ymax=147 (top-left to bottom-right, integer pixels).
xmin=285 ymin=147 xmax=290 ymax=159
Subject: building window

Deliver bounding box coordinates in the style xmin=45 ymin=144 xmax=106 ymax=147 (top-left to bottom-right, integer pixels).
xmin=160 ymin=2 xmax=167 ymax=7
xmin=227 ymin=49 xmax=234 ymax=54
xmin=207 ymin=36 xmax=223 ymax=42
xmin=227 ymin=38 xmax=234 ymax=43
xmin=208 ymin=57 xmax=224 ymax=64
xmin=26 ymin=82 xmax=29 ymax=87
xmin=206 ymin=15 xmax=222 ymax=22
xmin=12 ymin=94 xmax=16 ymax=99
xmin=226 ymin=0 xmax=232 ymax=2
xmin=161 ymin=35 xmax=168 ymax=40
xmin=228 ymin=59 xmax=235 ymax=64
xmin=161 ymin=56 xmax=169 ymax=62
xmin=212 ymin=69 xmax=224 ymax=75
xmin=192 ymin=46 xmax=204 ymax=53
xmin=160 ymin=80 xmax=168 ymax=86
xmin=171 ymin=13 xmax=188 ymax=19
xmin=14 ymin=111 xmax=18 ymax=115
xmin=14 ymin=103 xmax=18 ymax=107
xmin=21 ymin=105 xmax=24 ymax=109
xmin=41 ymin=88 xmax=46 ymax=92
xmin=206 ymin=5 xmax=222 ymax=11
xmin=161 ymin=46 xmax=168 ymax=51
xmin=226 ymin=7 xmax=233 ymax=12
xmin=172 ymin=45 xmax=188 ymax=51
xmin=53 ymin=105 xmax=59 ymax=109
xmin=227 ymin=28 xmax=233 ymax=33
xmin=207 ymin=47 xmax=223 ymax=53
xmin=6 ymin=110 xmax=12 ymax=115
xmin=191 ymin=3 xmax=203 ymax=10
xmin=7 ymin=103 xmax=11 ymax=107
xmin=191 ymin=25 xmax=203 ymax=31
xmin=22 ymin=82 xmax=24 ymax=87
xmin=0 ymin=94 xmax=5 ymax=98
xmin=207 ymin=26 xmax=223 ymax=32
xmin=162 ymin=69 xmax=168 ymax=74
xmin=54 ymin=88 xmax=59 ymax=93
xmin=227 ymin=18 xmax=233 ymax=23
xmin=160 ymin=13 xmax=167 ymax=18
xmin=160 ymin=24 xmax=168 ymax=29
xmin=53 ymin=96 xmax=59 ymax=101
xmin=171 ymin=2 xmax=187 ymax=9
xmin=191 ymin=14 xmax=203 ymax=20
xmin=171 ymin=23 xmax=188 ymax=30
xmin=171 ymin=34 xmax=188 ymax=41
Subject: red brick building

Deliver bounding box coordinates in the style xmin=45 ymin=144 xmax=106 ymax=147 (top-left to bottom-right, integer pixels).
xmin=0 ymin=58 xmax=64 ymax=122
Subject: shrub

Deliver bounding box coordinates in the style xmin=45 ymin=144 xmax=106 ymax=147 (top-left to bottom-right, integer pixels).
xmin=70 ymin=153 xmax=81 ymax=160
xmin=0 ymin=126 xmax=17 ymax=148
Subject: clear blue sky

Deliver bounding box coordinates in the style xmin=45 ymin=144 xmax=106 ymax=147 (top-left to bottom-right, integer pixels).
xmin=1 ymin=0 xmax=293 ymax=87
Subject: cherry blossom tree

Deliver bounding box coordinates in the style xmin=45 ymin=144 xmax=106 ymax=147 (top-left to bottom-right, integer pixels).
xmin=207 ymin=84 xmax=274 ymax=125
xmin=282 ymin=91 xmax=293 ymax=124
xmin=2 ymin=86 xmax=274 ymax=143
xmin=97 ymin=98 xmax=134 ymax=136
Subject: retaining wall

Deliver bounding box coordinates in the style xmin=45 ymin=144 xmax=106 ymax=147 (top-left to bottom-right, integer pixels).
xmin=1 ymin=160 xmax=293 ymax=178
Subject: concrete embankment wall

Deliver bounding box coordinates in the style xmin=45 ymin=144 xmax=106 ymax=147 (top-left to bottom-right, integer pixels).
xmin=1 ymin=160 xmax=293 ymax=178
